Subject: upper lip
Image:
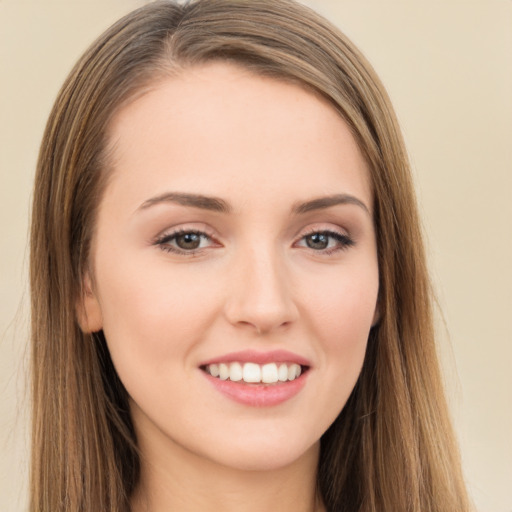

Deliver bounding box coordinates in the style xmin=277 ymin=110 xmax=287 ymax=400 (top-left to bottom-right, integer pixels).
xmin=199 ymin=349 xmax=311 ymax=367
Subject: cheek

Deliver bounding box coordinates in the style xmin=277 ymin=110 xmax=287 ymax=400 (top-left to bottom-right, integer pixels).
xmin=307 ymin=263 xmax=378 ymax=336
xmin=96 ymin=264 xmax=226 ymax=424
xmin=95 ymin=256 xmax=223 ymax=374
xmin=302 ymin=262 xmax=378 ymax=383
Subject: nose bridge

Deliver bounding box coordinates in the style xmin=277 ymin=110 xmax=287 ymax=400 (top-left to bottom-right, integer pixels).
xmin=224 ymin=240 xmax=298 ymax=333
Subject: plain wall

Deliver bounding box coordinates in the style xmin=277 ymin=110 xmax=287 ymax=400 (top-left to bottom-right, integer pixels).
xmin=1 ymin=1 xmax=510 ymax=511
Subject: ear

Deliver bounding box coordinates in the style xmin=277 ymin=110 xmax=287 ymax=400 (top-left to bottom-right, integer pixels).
xmin=76 ymin=272 xmax=103 ymax=333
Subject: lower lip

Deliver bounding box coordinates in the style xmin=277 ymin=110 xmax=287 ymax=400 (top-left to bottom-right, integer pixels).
xmin=202 ymin=371 xmax=308 ymax=407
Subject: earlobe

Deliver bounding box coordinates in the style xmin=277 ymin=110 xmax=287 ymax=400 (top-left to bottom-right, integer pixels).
xmin=76 ymin=273 xmax=103 ymax=333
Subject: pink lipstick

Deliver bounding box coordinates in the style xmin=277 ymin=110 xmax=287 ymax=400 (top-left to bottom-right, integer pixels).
xmin=199 ymin=350 xmax=310 ymax=407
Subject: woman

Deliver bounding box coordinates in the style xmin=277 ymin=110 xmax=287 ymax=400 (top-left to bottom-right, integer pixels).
xmin=30 ymin=0 xmax=472 ymax=510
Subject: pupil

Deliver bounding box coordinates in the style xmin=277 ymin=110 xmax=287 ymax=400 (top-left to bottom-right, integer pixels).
xmin=177 ymin=233 xmax=201 ymax=250
xmin=307 ymin=233 xmax=328 ymax=249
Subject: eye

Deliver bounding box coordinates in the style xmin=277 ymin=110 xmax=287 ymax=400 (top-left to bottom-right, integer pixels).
xmin=155 ymin=229 xmax=216 ymax=254
xmin=296 ymin=230 xmax=354 ymax=254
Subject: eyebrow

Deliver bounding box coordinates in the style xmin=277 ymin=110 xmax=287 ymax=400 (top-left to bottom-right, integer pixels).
xmin=292 ymin=194 xmax=371 ymax=216
xmin=138 ymin=191 xmax=370 ymax=216
xmin=138 ymin=192 xmax=231 ymax=213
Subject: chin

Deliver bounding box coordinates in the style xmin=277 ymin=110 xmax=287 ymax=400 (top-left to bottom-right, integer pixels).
xmin=201 ymin=434 xmax=321 ymax=473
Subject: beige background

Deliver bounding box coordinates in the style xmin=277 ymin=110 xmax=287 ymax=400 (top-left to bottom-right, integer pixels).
xmin=1 ymin=1 xmax=510 ymax=511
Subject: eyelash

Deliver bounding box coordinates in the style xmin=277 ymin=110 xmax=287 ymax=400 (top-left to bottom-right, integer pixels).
xmin=297 ymin=229 xmax=355 ymax=255
xmin=154 ymin=228 xmax=355 ymax=256
xmin=154 ymin=229 xmax=216 ymax=255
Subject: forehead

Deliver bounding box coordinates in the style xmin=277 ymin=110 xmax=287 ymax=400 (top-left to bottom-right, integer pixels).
xmin=104 ymin=62 xmax=372 ymax=212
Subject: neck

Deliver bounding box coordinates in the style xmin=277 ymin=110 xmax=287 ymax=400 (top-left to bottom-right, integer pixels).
xmin=130 ymin=425 xmax=324 ymax=512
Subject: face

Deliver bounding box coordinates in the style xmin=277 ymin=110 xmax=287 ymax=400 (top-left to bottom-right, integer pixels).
xmin=81 ymin=63 xmax=379 ymax=472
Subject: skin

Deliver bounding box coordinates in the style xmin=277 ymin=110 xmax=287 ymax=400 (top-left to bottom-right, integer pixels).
xmin=80 ymin=62 xmax=379 ymax=512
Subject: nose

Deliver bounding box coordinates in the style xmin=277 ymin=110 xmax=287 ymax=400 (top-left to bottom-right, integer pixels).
xmin=223 ymin=245 xmax=299 ymax=335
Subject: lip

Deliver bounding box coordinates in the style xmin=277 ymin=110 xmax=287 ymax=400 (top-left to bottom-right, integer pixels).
xmin=199 ymin=349 xmax=312 ymax=367
xmin=199 ymin=350 xmax=311 ymax=407
xmin=201 ymin=371 xmax=308 ymax=407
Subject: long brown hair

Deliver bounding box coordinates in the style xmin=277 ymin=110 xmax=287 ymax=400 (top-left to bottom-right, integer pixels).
xmin=30 ymin=1 xmax=471 ymax=510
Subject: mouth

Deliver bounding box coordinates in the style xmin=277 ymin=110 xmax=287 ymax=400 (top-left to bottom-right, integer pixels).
xmin=199 ymin=350 xmax=311 ymax=406
xmin=201 ymin=361 xmax=308 ymax=384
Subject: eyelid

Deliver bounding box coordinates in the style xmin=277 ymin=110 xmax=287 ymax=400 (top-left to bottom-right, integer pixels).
xmin=152 ymin=222 xmax=217 ymax=242
xmin=152 ymin=224 xmax=221 ymax=255
xmin=293 ymin=225 xmax=355 ymax=254
xmin=293 ymin=223 xmax=351 ymax=242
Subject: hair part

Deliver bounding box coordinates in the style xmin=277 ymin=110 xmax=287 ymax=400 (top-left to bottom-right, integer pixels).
xmin=30 ymin=1 xmax=471 ymax=511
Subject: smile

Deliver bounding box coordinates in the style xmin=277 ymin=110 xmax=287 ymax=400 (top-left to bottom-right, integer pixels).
xmin=199 ymin=350 xmax=311 ymax=407
xmin=203 ymin=362 xmax=303 ymax=384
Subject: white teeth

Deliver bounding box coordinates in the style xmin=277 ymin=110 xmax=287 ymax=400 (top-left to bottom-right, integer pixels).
xmin=205 ymin=361 xmax=304 ymax=384
xmin=229 ymin=362 xmax=243 ymax=382
xmin=243 ymin=362 xmax=261 ymax=383
xmin=261 ymin=363 xmax=278 ymax=384
xmin=209 ymin=363 xmax=219 ymax=378
xmin=288 ymin=363 xmax=301 ymax=381
xmin=278 ymin=363 xmax=289 ymax=382
xmin=219 ymin=363 xmax=229 ymax=380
